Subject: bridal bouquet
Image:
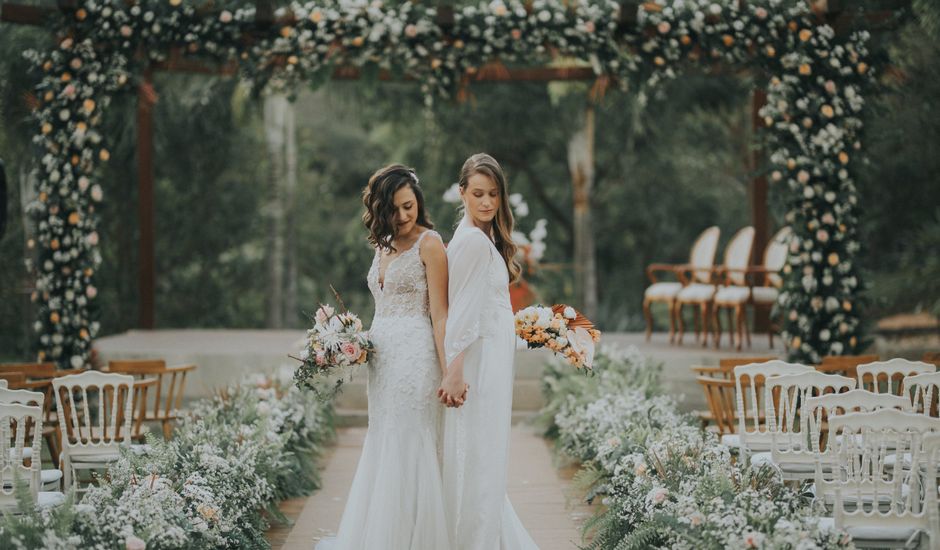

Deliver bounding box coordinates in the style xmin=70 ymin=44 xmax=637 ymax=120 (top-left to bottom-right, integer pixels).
xmin=292 ymin=303 xmax=374 ymax=399
xmin=514 ymin=305 xmax=601 ymax=370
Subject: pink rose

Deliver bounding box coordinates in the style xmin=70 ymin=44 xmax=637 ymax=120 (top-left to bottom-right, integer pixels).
xmin=584 ymin=20 xmax=596 ymax=33
xmin=85 ymin=286 xmax=97 ymax=298
xmin=341 ymin=342 xmax=360 ymax=360
xmin=511 ymin=28 xmax=522 ymax=40
xmin=120 ymin=25 xmax=133 ymax=37
xmin=315 ymin=351 xmax=326 ymax=365
xmin=219 ymin=10 xmax=233 ymax=23
xmin=404 ymin=24 xmax=418 ymax=38
xmin=63 ymin=84 xmax=77 ymax=98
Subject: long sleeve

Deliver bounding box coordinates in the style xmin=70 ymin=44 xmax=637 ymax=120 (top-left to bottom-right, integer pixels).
xmin=444 ymin=230 xmax=493 ymax=368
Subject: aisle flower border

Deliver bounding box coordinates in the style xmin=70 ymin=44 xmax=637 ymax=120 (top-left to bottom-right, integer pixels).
xmin=0 ymin=375 xmax=334 ymax=548
xmin=24 ymin=0 xmax=871 ymax=367
xmin=539 ymin=345 xmax=854 ymax=548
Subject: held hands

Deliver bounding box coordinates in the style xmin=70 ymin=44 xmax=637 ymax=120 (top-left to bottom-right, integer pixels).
xmin=438 ymin=372 xmax=469 ymax=408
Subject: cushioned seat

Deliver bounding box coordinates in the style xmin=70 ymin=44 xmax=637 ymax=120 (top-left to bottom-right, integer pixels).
xmin=751 ymin=286 xmax=779 ymax=304
xmin=677 ymin=283 xmax=717 ymax=302
xmin=644 ymin=282 xmax=682 ymax=300
xmin=714 ymin=285 xmax=750 ymax=304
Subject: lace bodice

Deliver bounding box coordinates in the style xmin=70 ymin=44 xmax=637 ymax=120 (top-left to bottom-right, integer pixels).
xmin=367 ymin=230 xmax=441 ymax=319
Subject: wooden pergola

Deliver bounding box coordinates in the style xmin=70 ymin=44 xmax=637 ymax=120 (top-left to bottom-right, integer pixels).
xmin=1 ymin=0 xmax=904 ymax=329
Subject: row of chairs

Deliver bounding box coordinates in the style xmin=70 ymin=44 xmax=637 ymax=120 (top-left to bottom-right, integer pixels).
xmin=698 ymin=356 xmax=940 ymax=547
xmin=0 ymin=359 xmax=195 ymax=511
xmin=644 ymin=225 xmax=791 ymax=350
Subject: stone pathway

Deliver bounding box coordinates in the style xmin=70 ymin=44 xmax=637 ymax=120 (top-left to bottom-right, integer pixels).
xmin=270 ymin=425 xmax=591 ymax=550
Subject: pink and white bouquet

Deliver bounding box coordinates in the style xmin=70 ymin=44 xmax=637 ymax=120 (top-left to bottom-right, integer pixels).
xmin=293 ymin=303 xmax=373 ymax=398
xmin=514 ymin=304 xmax=601 ymax=371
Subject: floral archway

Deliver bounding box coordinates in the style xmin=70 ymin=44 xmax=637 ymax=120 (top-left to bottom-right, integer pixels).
xmin=23 ymin=0 xmax=871 ymax=367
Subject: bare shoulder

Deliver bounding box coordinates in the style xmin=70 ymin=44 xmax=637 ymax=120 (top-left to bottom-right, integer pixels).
xmin=419 ymin=230 xmax=446 ymax=262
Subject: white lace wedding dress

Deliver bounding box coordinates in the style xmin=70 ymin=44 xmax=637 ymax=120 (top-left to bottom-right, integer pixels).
xmin=442 ymin=218 xmax=540 ymax=550
xmin=316 ymin=229 xmax=452 ymax=549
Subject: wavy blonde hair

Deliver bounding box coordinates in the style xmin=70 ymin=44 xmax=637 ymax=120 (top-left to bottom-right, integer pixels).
xmin=458 ymin=153 xmax=521 ymax=283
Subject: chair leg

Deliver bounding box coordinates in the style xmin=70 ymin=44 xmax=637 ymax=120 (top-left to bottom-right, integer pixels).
xmin=162 ymin=420 xmax=173 ymax=440
xmin=701 ymin=303 xmax=711 ymax=348
xmin=736 ymin=306 xmax=745 ymax=351
xmin=62 ymin=455 xmax=71 ymax=491
xmin=667 ymin=300 xmax=676 ymax=344
xmin=712 ymin=303 xmax=722 ymax=349
xmin=692 ymin=302 xmax=701 ymax=343
xmin=643 ymin=298 xmax=653 ymax=342
xmin=676 ymin=302 xmax=685 ymax=345
xmin=743 ymin=305 xmax=752 ymax=348
xmin=725 ymin=306 xmax=736 ymax=350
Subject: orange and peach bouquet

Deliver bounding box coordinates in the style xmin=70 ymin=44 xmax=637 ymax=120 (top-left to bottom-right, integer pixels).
xmin=292 ymin=303 xmax=373 ymax=398
xmin=514 ymin=305 xmax=601 ymax=370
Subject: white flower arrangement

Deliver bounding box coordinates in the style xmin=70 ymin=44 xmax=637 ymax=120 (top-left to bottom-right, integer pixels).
xmin=0 ymin=376 xmax=333 ymax=549
xmin=541 ymin=345 xmax=855 ymax=548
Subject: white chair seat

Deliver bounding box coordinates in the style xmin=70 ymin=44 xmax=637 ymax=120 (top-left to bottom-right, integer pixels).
xmin=8 ymin=448 xmax=33 ymax=460
xmin=817 ymin=517 xmax=920 ymax=542
xmin=677 ymin=283 xmax=716 ymax=302
xmin=809 ymin=482 xmax=911 ymax=503
xmin=37 ymin=491 xmax=65 ymax=508
xmin=751 ymin=286 xmax=779 ymax=304
xmin=750 ymin=452 xmax=815 ymax=473
xmin=644 ymin=282 xmax=682 ymax=300
xmin=714 ymin=285 xmax=750 ymax=304
xmin=719 ymin=434 xmax=772 ymax=453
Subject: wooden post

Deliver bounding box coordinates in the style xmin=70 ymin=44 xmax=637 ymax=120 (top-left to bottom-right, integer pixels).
xmin=569 ymin=101 xmax=598 ymax=319
xmin=750 ymin=87 xmax=770 ymax=333
xmin=137 ymin=70 xmax=156 ymax=329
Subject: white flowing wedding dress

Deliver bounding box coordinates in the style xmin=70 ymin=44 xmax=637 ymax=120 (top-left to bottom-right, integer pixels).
xmin=316 ymin=229 xmax=452 ymax=549
xmin=442 ymin=218 xmax=540 ymax=550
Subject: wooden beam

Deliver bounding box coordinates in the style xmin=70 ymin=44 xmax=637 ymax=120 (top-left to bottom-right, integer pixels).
xmin=137 ymin=69 xmax=156 ymax=330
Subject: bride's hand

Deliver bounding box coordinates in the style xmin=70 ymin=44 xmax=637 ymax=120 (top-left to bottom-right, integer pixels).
xmin=438 ymin=374 xmax=469 ymax=408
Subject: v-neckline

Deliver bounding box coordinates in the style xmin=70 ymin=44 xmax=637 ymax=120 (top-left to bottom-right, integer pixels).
xmin=377 ymin=232 xmax=425 ymax=291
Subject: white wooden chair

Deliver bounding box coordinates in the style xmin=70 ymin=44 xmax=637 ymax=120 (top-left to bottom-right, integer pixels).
xmin=0 ymin=403 xmax=65 ymax=512
xmin=805 ymin=390 xmax=914 ymax=505
xmin=815 ymin=409 xmax=940 ymax=548
xmin=677 ymin=226 xmax=755 ymax=348
xmin=753 ymin=371 xmax=855 ymax=480
xmin=0 ymin=388 xmax=63 ymax=491
xmin=53 ymin=372 xmax=135 ymax=491
xmin=858 ymin=359 xmax=936 ymax=395
xmin=726 ymin=360 xmax=814 ymax=459
xmin=903 ymin=371 xmax=940 ymax=417
xmin=713 ymin=226 xmax=791 ymax=350
xmin=643 ymin=226 xmax=720 ymax=344
xmin=921 ymin=433 xmax=940 ymax=548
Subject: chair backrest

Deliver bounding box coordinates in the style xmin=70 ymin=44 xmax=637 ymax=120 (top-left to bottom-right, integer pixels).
xmin=821 ymin=410 xmax=940 ymax=534
xmin=806 ymin=390 xmax=913 ymax=455
xmin=0 ymin=403 xmax=43 ymax=509
xmin=0 ymin=363 xmax=56 ymax=379
xmin=817 ymin=354 xmax=879 ymax=380
xmin=857 ymin=359 xmax=936 ymax=395
xmin=762 ymin=226 xmax=791 ymax=288
xmin=108 ymin=359 xmax=195 ymax=421
xmin=922 ymin=432 xmax=940 ymax=543
xmin=903 ymin=371 xmax=940 ymax=417
xmin=733 ymin=360 xmax=814 ymax=453
xmin=722 ymin=226 xmax=755 ymax=286
xmin=766 ymin=371 xmax=856 ymax=464
xmin=696 ymin=376 xmax=737 ymax=435
xmin=694 ymin=356 xmax=777 ymax=381
xmin=688 ymin=226 xmax=721 ymax=284
xmin=53 ymin=371 xmax=134 ymax=452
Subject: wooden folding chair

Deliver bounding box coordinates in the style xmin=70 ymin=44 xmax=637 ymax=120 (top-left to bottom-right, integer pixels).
xmin=108 ymin=360 xmax=196 ymax=440
xmin=697 ymin=376 xmax=737 ymax=435
xmin=816 ymin=354 xmax=879 ymax=380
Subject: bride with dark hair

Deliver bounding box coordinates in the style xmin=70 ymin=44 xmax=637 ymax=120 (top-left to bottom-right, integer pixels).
xmin=317 ymin=164 xmax=452 ymax=549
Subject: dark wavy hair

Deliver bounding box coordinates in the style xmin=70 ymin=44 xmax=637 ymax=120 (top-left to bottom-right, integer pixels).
xmin=362 ymin=164 xmax=434 ymax=252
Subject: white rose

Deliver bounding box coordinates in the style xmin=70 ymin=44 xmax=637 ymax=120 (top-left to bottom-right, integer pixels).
xmin=563 ymin=306 xmax=576 ymax=319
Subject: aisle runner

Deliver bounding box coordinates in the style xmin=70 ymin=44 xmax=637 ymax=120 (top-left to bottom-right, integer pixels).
xmin=279 ymin=426 xmax=587 ymax=550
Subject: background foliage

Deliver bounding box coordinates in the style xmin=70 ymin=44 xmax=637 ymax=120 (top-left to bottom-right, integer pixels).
xmin=1 ymin=2 xmax=936 ymax=360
